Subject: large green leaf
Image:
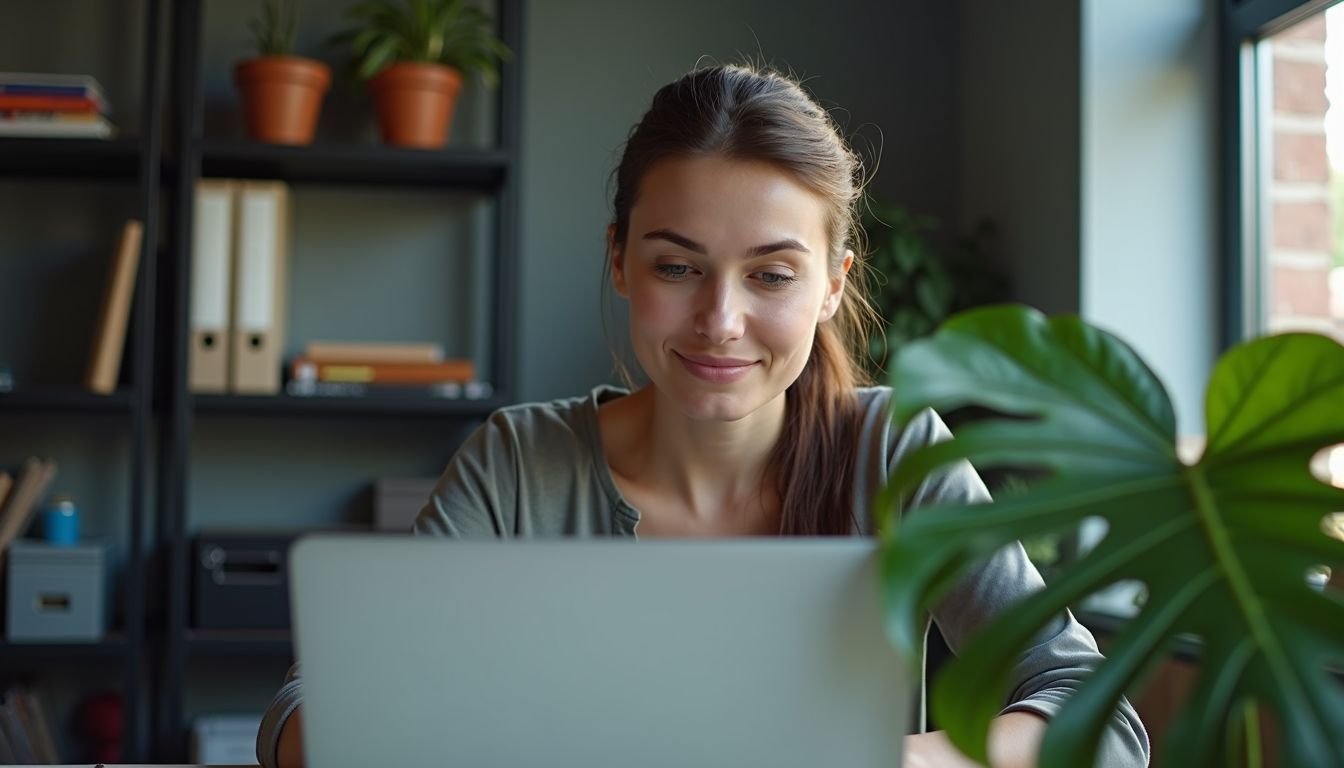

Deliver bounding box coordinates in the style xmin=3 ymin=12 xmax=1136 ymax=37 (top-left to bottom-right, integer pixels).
xmin=878 ymin=304 xmax=1344 ymax=767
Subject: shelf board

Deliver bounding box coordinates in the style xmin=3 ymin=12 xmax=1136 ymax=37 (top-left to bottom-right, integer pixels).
xmin=192 ymin=393 xmax=504 ymax=418
xmin=0 ymin=388 xmax=134 ymax=414
xmin=0 ymin=633 xmax=127 ymax=659
xmin=0 ymin=137 xmax=141 ymax=180
xmin=198 ymin=139 xmax=510 ymax=190
xmin=186 ymin=629 xmax=293 ymax=657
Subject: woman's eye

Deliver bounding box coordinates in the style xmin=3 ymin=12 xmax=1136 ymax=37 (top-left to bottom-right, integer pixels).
xmin=654 ymin=264 xmax=693 ymax=280
xmin=756 ymin=271 xmax=797 ymax=287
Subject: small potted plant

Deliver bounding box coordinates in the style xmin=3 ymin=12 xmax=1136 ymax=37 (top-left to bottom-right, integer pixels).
xmin=234 ymin=0 xmax=331 ymax=145
xmin=331 ymin=0 xmax=511 ymax=149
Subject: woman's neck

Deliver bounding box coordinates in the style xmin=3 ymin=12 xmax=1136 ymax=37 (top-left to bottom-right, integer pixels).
xmin=605 ymin=385 xmax=786 ymax=522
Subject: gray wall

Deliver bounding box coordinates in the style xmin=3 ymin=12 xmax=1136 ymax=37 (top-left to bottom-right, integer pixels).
xmin=957 ymin=0 xmax=1081 ymax=314
xmin=957 ymin=0 xmax=1220 ymax=438
xmin=516 ymin=0 xmax=961 ymax=400
xmin=1081 ymin=0 xmax=1219 ymax=437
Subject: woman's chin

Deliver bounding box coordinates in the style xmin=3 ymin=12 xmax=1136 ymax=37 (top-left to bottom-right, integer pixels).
xmin=662 ymin=386 xmax=765 ymax=424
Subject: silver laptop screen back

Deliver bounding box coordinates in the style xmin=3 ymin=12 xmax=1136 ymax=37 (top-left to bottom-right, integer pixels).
xmin=291 ymin=536 xmax=909 ymax=768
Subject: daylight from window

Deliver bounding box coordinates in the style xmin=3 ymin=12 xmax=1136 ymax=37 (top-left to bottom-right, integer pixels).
xmin=1262 ymin=8 xmax=1344 ymax=495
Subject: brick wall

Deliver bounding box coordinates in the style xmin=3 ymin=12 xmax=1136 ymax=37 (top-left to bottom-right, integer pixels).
xmin=1269 ymin=14 xmax=1337 ymax=335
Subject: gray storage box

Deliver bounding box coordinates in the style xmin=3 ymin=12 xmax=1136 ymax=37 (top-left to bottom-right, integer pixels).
xmin=373 ymin=478 xmax=437 ymax=531
xmin=6 ymin=540 xmax=107 ymax=642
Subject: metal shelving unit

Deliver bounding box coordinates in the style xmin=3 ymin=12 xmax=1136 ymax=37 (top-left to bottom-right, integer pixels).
xmin=0 ymin=0 xmax=164 ymax=761
xmin=198 ymin=139 xmax=510 ymax=189
xmin=0 ymin=0 xmax=521 ymax=761
xmin=0 ymin=390 xmax=135 ymax=413
xmin=0 ymin=138 xmax=143 ymax=179
xmin=153 ymin=0 xmax=523 ymax=760
xmin=191 ymin=393 xmax=507 ymax=418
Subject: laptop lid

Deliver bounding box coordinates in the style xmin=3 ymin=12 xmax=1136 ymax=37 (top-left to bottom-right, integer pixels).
xmin=290 ymin=535 xmax=909 ymax=768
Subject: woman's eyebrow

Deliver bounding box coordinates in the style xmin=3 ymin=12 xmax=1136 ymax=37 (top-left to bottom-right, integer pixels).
xmin=642 ymin=228 xmax=810 ymax=257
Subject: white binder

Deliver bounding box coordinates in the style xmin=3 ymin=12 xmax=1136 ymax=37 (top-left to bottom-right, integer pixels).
xmin=189 ymin=180 xmax=235 ymax=393
xmin=229 ymin=180 xmax=290 ymax=394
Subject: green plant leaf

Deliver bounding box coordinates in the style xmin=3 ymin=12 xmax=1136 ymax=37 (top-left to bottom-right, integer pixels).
xmin=879 ymin=304 xmax=1344 ymax=767
xmin=332 ymin=0 xmax=509 ymax=82
xmin=357 ymin=35 xmax=401 ymax=79
xmin=248 ymin=0 xmax=298 ymax=56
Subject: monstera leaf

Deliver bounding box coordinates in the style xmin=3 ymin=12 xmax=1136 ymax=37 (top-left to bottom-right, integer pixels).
xmin=875 ymin=305 xmax=1344 ymax=767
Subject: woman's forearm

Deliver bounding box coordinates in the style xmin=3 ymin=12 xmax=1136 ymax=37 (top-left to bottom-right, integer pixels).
xmin=903 ymin=711 xmax=1047 ymax=768
xmin=276 ymin=706 xmax=305 ymax=768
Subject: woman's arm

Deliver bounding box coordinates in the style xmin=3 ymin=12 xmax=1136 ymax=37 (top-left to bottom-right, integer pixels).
xmin=275 ymin=707 xmax=304 ymax=768
xmin=891 ymin=408 xmax=1150 ymax=767
xmin=903 ymin=711 xmax=1046 ymax=768
xmin=256 ymin=663 xmax=304 ymax=768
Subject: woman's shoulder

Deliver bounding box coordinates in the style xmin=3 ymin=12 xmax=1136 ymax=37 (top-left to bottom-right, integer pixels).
xmin=476 ymin=384 xmax=630 ymax=450
xmin=850 ymin=384 xmax=950 ymax=452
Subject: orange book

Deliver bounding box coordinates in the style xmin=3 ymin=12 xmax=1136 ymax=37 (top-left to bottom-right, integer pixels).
xmin=290 ymin=357 xmax=476 ymax=385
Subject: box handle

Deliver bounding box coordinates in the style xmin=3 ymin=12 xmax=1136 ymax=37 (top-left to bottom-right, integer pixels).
xmin=204 ymin=546 xmax=284 ymax=586
xmin=35 ymin=593 xmax=72 ymax=613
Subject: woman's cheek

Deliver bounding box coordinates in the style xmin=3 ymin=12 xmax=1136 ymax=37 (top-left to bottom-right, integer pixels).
xmin=628 ymin=281 xmax=683 ymax=341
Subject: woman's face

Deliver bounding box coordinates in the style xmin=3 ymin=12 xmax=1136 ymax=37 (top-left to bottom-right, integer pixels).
xmin=612 ymin=154 xmax=849 ymax=423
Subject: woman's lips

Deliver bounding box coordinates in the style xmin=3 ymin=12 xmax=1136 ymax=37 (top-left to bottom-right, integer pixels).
xmin=675 ymin=351 xmax=758 ymax=383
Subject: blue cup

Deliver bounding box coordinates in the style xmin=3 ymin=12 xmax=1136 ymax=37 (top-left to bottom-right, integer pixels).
xmin=42 ymin=496 xmax=80 ymax=546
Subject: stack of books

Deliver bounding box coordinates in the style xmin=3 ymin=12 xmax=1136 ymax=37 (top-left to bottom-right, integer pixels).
xmin=285 ymin=341 xmax=490 ymax=400
xmin=0 ymin=73 xmax=115 ymax=138
xmin=0 ymin=686 xmax=61 ymax=763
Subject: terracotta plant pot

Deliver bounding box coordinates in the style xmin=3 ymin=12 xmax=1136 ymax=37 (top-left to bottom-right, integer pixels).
xmin=369 ymin=63 xmax=463 ymax=149
xmin=234 ymin=56 xmax=331 ymax=145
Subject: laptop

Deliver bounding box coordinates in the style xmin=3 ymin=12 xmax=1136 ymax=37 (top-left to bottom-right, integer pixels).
xmin=289 ymin=535 xmax=910 ymax=768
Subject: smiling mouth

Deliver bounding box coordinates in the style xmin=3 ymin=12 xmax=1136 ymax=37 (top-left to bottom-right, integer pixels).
xmin=674 ymin=351 xmax=758 ymax=383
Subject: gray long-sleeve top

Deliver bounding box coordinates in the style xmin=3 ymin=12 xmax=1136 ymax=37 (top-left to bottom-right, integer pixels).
xmin=257 ymin=385 xmax=1150 ymax=767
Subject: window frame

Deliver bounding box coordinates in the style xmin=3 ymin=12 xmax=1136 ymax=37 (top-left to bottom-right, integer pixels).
xmin=1221 ymin=0 xmax=1340 ymax=347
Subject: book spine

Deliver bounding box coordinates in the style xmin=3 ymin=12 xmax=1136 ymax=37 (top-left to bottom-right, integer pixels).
xmin=0 ymin=82 xmax=100 ymax=99
xmin=303 ymin=341 xmax=444 ymax=364
xmin=0 ymin=110 xmax=105 ymax=122
xmin=0 ymin=696 xmax=36 ymax=765
xmin=0 ymin=119 xmax=113 ymax=138
xmin=84 ymin=221 xmax=144 ymax=393
xmin=290 ymin=358 xmax=476 ymax=385
xmin=286 ymin=380 xmax=493 ymax=400
xmin=0 ymin=94 xmax=102 ymax=112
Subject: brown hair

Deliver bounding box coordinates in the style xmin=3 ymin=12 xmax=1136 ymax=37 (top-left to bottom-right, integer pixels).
xmin=605 ymin=63 xmax=878 ymax=536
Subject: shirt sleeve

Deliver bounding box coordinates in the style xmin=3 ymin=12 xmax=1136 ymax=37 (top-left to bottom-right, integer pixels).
xmin=255 ymin=662 xmax=303 ymax=768
xmin=898 ymin=409 xmax=1151 ymax=768
xmin=414 ymin=408 xmax=521 ymax=537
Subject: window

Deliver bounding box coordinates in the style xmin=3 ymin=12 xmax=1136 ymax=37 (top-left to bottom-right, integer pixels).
xmin=1251 ymin=8 xmax=1344 ymax=340
xmin=1232 ymin=0 xmax=1344 ymax=539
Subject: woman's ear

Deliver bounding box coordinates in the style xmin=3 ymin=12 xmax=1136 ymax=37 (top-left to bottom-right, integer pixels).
xmin=609 ymin=224 xmax=629 ymax=297
xmin=819 ymin=249 xmax=854 ymax=322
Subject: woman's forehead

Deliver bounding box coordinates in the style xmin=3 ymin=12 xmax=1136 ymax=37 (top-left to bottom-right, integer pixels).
xmin=629 ymin=155 xmax=830 ymax=248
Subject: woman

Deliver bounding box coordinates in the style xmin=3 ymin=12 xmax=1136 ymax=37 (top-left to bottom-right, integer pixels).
xmin=258 ymin=63 xmax=1150 ymax=768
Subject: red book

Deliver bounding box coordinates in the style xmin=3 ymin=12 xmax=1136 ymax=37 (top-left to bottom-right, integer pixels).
xmin=0 ymin=94 xmax=101 ymax=112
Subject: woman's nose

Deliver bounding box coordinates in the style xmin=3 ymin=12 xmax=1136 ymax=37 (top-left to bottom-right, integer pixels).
xmin=694 ymin=279 xmax=746 ymax=345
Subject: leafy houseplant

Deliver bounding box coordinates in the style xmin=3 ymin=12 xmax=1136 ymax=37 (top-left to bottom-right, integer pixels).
xmin=234 ymin=0 xmax=331 ymax=145
xmin=860 ymin=199 xmax=1005 ymax=377
xmin=331 ymin=0 xmax=511 ymax=149
xmin=876 ymin=305 xmax=1344 ymax=766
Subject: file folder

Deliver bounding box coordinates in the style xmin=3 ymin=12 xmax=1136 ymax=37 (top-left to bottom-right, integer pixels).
xmin=189 ymin=180 xmax=235 ymax=393
xmin=230 ymin=180 xmax=290 ymax=394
